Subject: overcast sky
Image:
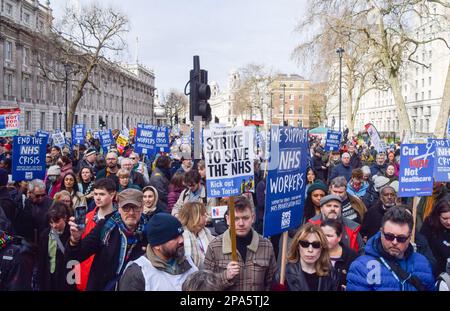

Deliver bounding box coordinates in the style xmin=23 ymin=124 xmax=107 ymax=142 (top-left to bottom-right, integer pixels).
xmin=53 ymin=0 xmax=308 ymax=98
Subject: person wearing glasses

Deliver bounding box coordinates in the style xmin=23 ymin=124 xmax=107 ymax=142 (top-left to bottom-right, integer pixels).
xmin=274 ymin=222 xmax=338 ymax=291
xmin=347 ymin=206 xmax=435 ymax=291
xmin=171 ymin=170 xmax=217 ymax=223
xmin=15 ymin=179 xmax=54 ymax=243
xmin=66 ymin=188 xmax=147 ymax=291
xmin=96 ymin=151 xmax=120 ymax=188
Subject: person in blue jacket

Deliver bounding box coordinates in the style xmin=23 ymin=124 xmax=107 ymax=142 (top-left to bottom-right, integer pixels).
xmin=347 ymin=206 xmax=435 ymax=291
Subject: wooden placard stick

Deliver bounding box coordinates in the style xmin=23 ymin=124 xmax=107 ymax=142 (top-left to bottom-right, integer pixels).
xmin=229 ymin=196 xmax=237 ymax=261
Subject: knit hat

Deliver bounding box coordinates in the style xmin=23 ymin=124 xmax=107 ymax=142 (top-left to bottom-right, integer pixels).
xmin=146 ymin=213 xmax=184 ymax=247
xmin=0 ymin=168 xmax=8 ymax=187
xmin=47 ymin=165 xmax=61 ymax=176
xmin=85 ymin=148 xmax=97 ymax=157
xmin=307 ymin=180 xmax=328 ymax=195
xmin=320 ymin=194 xmax=342 ymax=206
xmin=373 ymin=175 xmax=390 ymax=192
xmin=118 ymin=188 xmax=143 ymax=209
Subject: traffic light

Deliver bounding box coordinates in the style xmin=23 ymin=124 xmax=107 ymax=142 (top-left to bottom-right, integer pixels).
xmin=99 ymin=116 xmax=106 ymax=128
xmin=186 ymin=56 xmax=211 ymax=122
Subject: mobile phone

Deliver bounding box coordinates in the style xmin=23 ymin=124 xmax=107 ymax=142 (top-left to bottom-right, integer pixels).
xmin=74 ymin=205 xmax=87 ymax=231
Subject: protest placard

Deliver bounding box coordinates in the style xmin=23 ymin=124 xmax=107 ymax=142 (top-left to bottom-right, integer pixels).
xmin=135 ymin=124 xmax=170 ymax=155
xmin=398 ymin=143 xmax=435 ymax=197
xmin=72 ymin=124 xmax=86 ymax=145
xmin=263 ymin=126 xmax=309 ymax=237
xmin=52 ymin=132 xmax=65 ymax=148
xmin=99 ymin=129 xmax=114 ymax=153
xmin=324 ymin=129 xmax=342 ymax=151
xmin=429 ymin=139 xmax=450 ymax=182
xmin=36 ymin=130 xmax=49 ymax=146
xmin=203 ymin=126 xmax=254 ymax=198
xmin=12 ymin=136 xmax=47 ymax=181
xmin=0 ymin=108 xmax=20 ymax=137
xmin=116 ymin=134 xmax=129 ymax=154
xmin=211 ymin=206 xmax=228 ymax=219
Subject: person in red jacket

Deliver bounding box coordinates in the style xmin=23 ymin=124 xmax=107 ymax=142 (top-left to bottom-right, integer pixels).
xmin=308 ymin=194 xmax=365 ymax=254
xmin=75 ymin=178 xmax=117 ymax=291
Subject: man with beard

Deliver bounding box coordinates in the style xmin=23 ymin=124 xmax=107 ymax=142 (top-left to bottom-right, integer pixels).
xmin=347 ymin=206 xmax=435 ymax=291
xmin=96 ymin=152 xmax=120 ymax=188
xmin=118 ymin=213 xmax=198 ymax=291
xmin=309 ymin=194 xmax=364 ymax=254
xmin=66 ymin=188 xmax=147 ymax=291
xmin=360 ymin=186 xmax=397 ymax=241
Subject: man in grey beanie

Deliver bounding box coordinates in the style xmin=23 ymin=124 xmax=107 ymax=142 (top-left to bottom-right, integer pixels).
xmin=118 ymin=213 xmax=197 ymax=291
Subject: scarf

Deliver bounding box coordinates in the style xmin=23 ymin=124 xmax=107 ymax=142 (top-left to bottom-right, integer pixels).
xmin=100 ymin=212 xmax=146 ymax=275
xmin=81 ymin=181 xmax=94 ymax=196
xmin=0 ymin=231 xmax=13 ymax=250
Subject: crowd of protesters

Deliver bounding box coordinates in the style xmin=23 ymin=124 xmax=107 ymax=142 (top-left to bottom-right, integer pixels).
xmin=0 ymin=131 xmax=449 ymax=292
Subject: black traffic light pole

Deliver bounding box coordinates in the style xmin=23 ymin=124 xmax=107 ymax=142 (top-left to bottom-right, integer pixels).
xmin=185 ymin=56 xmax=211 ymax=123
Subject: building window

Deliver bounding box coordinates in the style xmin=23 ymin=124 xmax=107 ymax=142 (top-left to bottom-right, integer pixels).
xmin=40 ymin=112 xmax=46 ymax=130
xmin=422 ymin=79 xmax=424 ymax=87
xmin=299 ymin=106 xmax=303 ymax=114
xmin=426 ymin=119 xmax=430 ymax=132
xmin=91 ymin=115 xmax=95 ymax=129
xmin=299 ymin=94 xmax=303 ymax=100
xmin=51 ymin=84 xmax=56 ymax=102
xmin=429 ymin=50 xmax=432 ymax=58
xmin=415 ymin=80 xmax=418 ymax=88
xmin=23 ymin=12 xmax=30 ymax=25
xmin=429 ymin=77 xmax=432 ymax=86
xmin=37 ymin=80 xmax=43 ymax=100
xmin=428 ymin=90 xmax=431 ymax=99
xmin=298 ymin=119 xmax=303 ymax=127
xmin=53 ymin=113 xmax=58 ymax=129
xmin=25 ymin=111 xmax=31 ymax=131
xmin=5 ymin=41 xmax=13 ymax=61
xmin=5 ymin=3 xmax=13 ymax=16
xmin=421 ymin=92 xmax=424 ymax=100
xmin=415 ymin=93 xmax=418 ymax=101
xmin=22 ymin=77 xmax=30 ymax=98
xmin=23 ymin=48 xmax=30 ymax=66
xmin=4 ymin=73 xmax=13 ymax=96
xmin=289 ymin=105 xmax=294 ymax=114
xmin=289 ymin=94 xmax=294 ymax=101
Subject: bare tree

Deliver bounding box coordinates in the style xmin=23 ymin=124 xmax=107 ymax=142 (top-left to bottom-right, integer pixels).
xmin=35 ymin=2 xmax=129 ymax=132
xmin=164 ymin=90 xmax=188 ymax=126
xmin=435 ymin=63 xmax=450 ymax=138
xmin=293 ymin=2 xmax=389 ymax=138
xmin=295 ymin=0 xmax=450 ymax=140
xmin=232 ymin=64 xmax=275 ymax=122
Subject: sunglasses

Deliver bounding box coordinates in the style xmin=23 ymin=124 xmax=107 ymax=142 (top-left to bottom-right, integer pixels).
xmin=121 ymin=205 xmax=142 ymax=212
xmin=298 ymin=240 xmax=321 ymax=249
xmin=382 ymin=232 xmax=410 ymax=243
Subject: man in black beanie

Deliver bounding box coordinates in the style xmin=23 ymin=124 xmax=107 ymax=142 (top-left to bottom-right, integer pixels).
xmin=118 ymin=213 xmax=198 ymax=291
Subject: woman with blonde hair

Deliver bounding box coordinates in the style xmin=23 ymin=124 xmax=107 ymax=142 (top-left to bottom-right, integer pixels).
xmin=274 ymin=223 xmax=338 ymax=291
xmin=53 ymin=190 xmax=73 ymax=216
xmin=179 ymin=202 xmax=213 ymax=269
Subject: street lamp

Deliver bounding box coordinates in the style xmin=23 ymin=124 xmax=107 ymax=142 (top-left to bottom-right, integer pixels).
xmin=59 ymin=111 xmax=62 ymax=131
xmin=281 ymin=83 xmax=286 ymax=126
xmin=63 ymin=63 xmax=71 ymax=133
xmin=336 ymin=47 xmax=345 ymax=133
